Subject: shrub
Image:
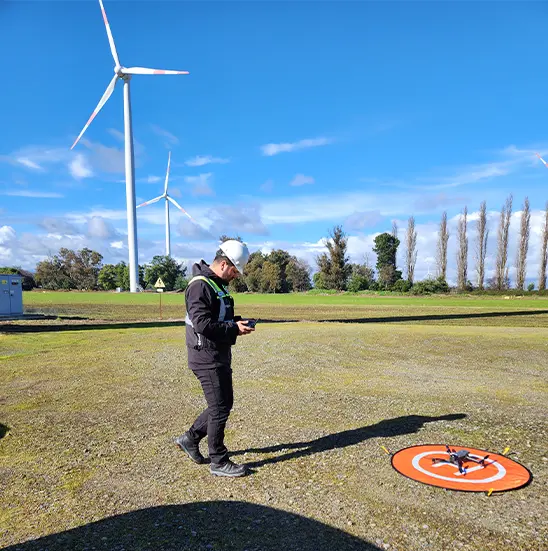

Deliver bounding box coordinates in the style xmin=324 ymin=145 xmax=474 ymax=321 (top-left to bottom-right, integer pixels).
xmin=410 ymin=277 xmax=450 ymax=295
xmin=391 ymin=279 xmax=412 ymax=293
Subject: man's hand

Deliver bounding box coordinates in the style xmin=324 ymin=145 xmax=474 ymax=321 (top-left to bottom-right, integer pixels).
xmin=236 ymin=320 xmax=255 ymax=335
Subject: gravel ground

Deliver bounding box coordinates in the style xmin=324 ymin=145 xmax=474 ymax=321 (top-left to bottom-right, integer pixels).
xmin=1 ymin=320 xmax=546 ymax=550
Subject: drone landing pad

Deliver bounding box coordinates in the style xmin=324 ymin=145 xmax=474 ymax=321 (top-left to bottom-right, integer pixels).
xmin=391 ymin=444 xmax=532 ymax=492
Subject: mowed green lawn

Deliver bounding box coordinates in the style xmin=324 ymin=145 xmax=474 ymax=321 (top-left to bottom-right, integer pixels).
xmin=1 ymin=295 xmax=547 ymax=550
xmin=14 ymin=291 xmax=548 ymax=328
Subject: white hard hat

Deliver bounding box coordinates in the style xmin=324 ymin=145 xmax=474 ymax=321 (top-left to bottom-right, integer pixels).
xmin=219 ymin=240 xmax=250 ymax=274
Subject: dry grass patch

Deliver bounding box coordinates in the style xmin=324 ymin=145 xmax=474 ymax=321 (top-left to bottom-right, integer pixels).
xmin=1 ymin=321 xmax=546 ymax=550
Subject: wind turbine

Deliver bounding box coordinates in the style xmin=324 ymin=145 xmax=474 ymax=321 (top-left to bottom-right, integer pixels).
xmin=535 ymin=152 xmax=548 ymax=168
xmin=70 ymin=0 xmax=189 ymax=292
xmin=137 ymin=151 xmax=197 ymax=257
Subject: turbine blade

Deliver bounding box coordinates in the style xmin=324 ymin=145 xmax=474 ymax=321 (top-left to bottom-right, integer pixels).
xmin=164 ymin=151 xmax=171 ymax=195
xmin=124 ymin=67 xmax=189 ymax=75
xmin=535 ymin=152 xmax=548 ymax=167
xmin=136 ymin=195 xmax=163 ymax=208
xmin=71 ymin=74 xmax=118 ymax=150
xmin=167 ymin=196 xmax=194 ymax=220
xmin=98 ymin=0 xmax=120 ymax=66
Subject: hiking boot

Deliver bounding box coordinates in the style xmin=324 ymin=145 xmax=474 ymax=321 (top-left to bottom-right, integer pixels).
xmin=210 ymin=460 xmax=248 ymax=478
xmin=174 ymin=433 xmax=206 ymax=464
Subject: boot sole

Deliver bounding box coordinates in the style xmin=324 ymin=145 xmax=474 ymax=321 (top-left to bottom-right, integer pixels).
xmin=210 ymin=469 xmax=248 ymax=478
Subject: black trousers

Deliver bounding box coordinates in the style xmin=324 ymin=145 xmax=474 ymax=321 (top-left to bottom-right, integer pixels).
xmin=188 ymin=364 xmax=234 ymax=465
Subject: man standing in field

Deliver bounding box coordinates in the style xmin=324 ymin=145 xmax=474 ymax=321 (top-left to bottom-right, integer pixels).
xmin=175 ymin=240 xmax=255 ymax=477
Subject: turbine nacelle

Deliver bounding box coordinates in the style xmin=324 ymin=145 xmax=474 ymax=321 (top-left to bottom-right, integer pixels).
xmin=136 ymin=152 xmax=200 ymax=257
xmin=70 ymin=0 xmax=188 ymax=151
xmin=70 ymin=0 xmax=190 ymax=291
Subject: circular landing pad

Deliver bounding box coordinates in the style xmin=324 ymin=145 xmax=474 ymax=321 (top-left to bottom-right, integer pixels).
xmin=391 ymin=444 xmax=532 ymax=492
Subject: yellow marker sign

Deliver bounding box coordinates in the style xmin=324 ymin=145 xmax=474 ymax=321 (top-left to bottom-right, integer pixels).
xmin=154 ymin=277 xmax=165 ymax=288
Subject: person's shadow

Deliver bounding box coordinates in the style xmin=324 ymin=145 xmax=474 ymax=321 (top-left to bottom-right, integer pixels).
xmin=2 ymin=501 xmax=382 ymax=551
xmin=233 ymin=413 xmax=467 ymax=469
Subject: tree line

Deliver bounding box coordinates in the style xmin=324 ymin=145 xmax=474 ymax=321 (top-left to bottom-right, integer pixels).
xmin=436 ymin=196 xmax=548 ymax=292
xmin=2 ymin=197 xmax=547 ymax=293
xmin=0 ymin=239 xmax=314 ymax=293
xmin=308 ymin=195 xmax=548 ymax=293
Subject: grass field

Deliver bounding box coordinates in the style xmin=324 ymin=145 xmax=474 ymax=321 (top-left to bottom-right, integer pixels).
xmin=1 ymin=293 xmax=547 ymax=550
xmin=10 ymin=290 xmax=548 ymax=328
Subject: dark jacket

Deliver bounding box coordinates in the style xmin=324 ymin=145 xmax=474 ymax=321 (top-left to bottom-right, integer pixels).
xmin=185 ymin=260 xmax=241 ymax=369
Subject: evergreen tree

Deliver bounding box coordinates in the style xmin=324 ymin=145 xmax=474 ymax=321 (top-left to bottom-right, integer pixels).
xmin=373 ymin=232 xmax=402 ymax=289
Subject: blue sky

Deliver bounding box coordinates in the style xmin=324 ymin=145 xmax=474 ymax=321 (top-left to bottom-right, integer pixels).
xmin=1 ymin=0 xmax=548 ymax=284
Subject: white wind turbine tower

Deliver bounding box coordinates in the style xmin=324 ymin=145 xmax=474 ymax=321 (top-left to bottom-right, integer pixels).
xmin=136 ymin=151 xmax=196 ymax=257
xmin=70 ymin=0 xmax=189 ymax=292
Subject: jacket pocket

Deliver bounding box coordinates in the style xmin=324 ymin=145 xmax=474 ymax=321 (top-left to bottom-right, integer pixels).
xmin=185 ymin=326 xmax=203 ymax=350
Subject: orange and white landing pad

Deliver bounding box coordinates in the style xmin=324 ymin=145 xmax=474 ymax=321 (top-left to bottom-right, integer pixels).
xmin=391 ymin=444 xmax=532 ymax=492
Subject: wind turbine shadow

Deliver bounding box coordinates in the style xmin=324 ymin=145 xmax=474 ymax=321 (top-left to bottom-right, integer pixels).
xmin=2 ymin=502 xmax=381 ymax=551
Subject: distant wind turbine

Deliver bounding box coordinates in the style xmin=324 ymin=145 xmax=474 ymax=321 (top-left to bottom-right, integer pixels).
xmin=137 ymin=152 xmax=197 ymax=257
xmin=70 ymin=0 xmax=189 ymax=292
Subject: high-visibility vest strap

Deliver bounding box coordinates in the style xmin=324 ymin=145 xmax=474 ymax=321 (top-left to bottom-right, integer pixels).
xmin=188 ymin=275 xmax=230 ymax=298
xmin=186 ymin=275 xmax=232 ymax=324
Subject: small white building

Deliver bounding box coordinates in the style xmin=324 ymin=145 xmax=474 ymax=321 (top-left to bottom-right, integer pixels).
xmin=0 ymin=274 xmax=23 ymax=316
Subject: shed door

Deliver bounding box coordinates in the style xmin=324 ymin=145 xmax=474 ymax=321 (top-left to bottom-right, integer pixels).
xmin=0 ymin=277 xmax=10 ymax=315
xmin=9 ymin=277 xmax=23 ymax=315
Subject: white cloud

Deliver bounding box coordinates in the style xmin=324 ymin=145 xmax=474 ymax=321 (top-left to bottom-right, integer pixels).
xmin=80 ymin=138 xmax=126 ymax=174
xmin=399 ymin=145 xmax=548 ymax=191
xmin=344 ymin=210 xmax=384 ymax=231
xmin=39 ymin=217 xmax=80 ymax=235
xmin=107 ymin=128 xmax=125 ymax=142
xmin=69 ymin=153 xmax=93 ymax=180
xmin=15 ymin=157 xmax=43 ymax=171
xmin=110 ymin=240 xmax=124 ymax=249
xmin=185 ymin=173 xmax=215 ymax=196
xmin=260 ymin=179 xmax=274 ymax=193
xmin=0 ymin=225 xmax=16 ymax=245
xmin=1 ymin=190 xmax=64 ymax=198
xmin=260 ymin=137 xmax=333 ymax=156
xmin=66 ymin=209 xmax=127 ymax=224
xmin=290 ymin=174 xmax=315 ymax=187
xmin=177 ymin=218 xmax=214 ymax=241
xmin=87 ymin=216 xmax=120 ymax=239
xmin=413 ymin=192 xmax=469 ymax=211
xmin=0 ymin=146 xmax=69 ymax=172
xmin=260 ymin=191 xmax=417 ymax=225
xmin=206 ymin=203 xmax=269 ymax=236
xmin=127 ymin=175 xmax=164 ymax=185
xmin=150 ymin=124 xmax=179 ymax=147
xmin=426 ymin=165 xmax=510 ymax=190
xmin=185 ymin=155 xmax=230 ymax=167
xmin=0 ymin=138 xmax=143 ymax=179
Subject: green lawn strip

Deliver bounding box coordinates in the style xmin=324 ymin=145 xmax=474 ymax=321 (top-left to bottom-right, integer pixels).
xmin=22 ymin=290 xmax=548 ymax=308
xmin=8 ymin=298 xmax=548 ymax=328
